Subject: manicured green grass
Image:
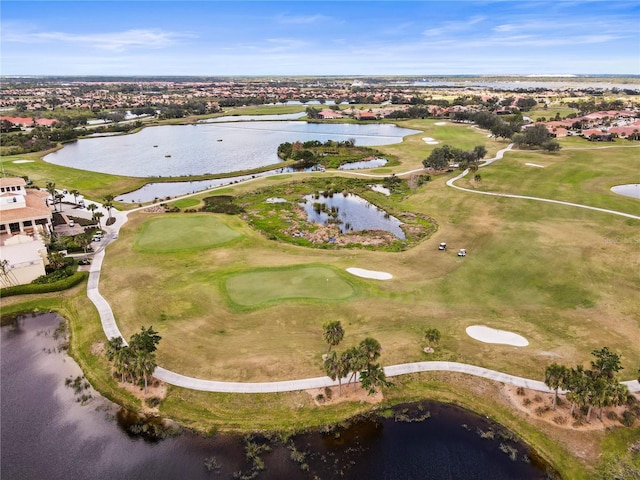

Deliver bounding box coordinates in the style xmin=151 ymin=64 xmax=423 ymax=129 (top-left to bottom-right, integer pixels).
xmin=135 ymin=215 xmax=242 ymax=252
xmin=376 ymin=119 xmax=506 ymax=172
xmin=224 ymin=265 xmax=356 ymax=307
xmin=0 ymin=151 xmax=147 ymax=202
xmin=172 ymin=197 xmax=201 ymax=209
xmin=462 ymin=144 xmax=640 ymax=215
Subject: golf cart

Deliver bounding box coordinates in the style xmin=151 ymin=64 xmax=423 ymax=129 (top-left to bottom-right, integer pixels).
xmin=457 ymin=248 xmax=466 ymax=257
xmin=438 ymin=242 xmax=447 ymax=251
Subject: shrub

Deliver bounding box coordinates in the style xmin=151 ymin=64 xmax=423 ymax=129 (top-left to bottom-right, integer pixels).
xmin=552 ymin=415 xmax=567 ymax=425
xmin=516 ymin=387 xmax=525 ymax=396
xmin=535 ymin=405 xmax=550 ymax=416
xmin=146 ymin=397 xmax=161 ymax=408
xmin=620 ymin=411 xmax=636 ymax=427
xmin=1 ymin=271 xmax=87 ymax=297
xmin=606 ymin=411 xmax=619 ymax=421
xmin=522 ymin=398 xmax=532 ymax=406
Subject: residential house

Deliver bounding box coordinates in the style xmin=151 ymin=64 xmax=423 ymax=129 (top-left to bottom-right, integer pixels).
xmin=0 ymin=177 xmax=52 ymax=287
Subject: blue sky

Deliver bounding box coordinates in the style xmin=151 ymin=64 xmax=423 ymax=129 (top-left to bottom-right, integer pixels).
xmin=2 ymin=1 xmax=639 ymax=76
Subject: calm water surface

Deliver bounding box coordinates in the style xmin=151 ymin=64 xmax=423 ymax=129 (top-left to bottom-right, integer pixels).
xmin=301 ymin=193 xmax=406 ymax=239
xmin=1 ymin=313 xmax=551 ymax=479
xmin=610 ymin=183 xmax=640 ymax=199
xmin=44 ymin=121 xmax=419 ymax=177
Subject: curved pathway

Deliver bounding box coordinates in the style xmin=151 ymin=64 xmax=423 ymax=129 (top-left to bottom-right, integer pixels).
xmin=446 ymin=144 xmax=640 ymax=221
xmin=84 ymin=145 xmax=640 ymax=395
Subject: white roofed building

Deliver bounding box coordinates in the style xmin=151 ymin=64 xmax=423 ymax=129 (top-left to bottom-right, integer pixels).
xmin=0 ymin=177 xmax=52 ymax=287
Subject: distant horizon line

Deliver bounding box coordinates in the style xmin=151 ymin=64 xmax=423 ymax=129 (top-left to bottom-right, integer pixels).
xmin=2 ymin=73 xmax=639 ymax=79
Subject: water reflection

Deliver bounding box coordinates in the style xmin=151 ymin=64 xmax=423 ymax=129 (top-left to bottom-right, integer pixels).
xmin=339 ymin=157 xmax=388 ymax=170
xmin=1 ymin=313 xmax=550 ymax=480
xmin=301 ymin=192 xmax=406 ymax=239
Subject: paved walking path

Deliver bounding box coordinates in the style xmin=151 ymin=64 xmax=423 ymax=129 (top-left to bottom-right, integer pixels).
xmin=83 ymin=148 xmax=640 ymax=395
xmin=446 ymin=144 xmax=640 ymax=221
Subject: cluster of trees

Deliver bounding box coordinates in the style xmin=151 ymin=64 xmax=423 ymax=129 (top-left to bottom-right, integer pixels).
xmin=544 ymin=347 xmax=630 ymax=422
xmin=565 ymin=98 xmax=625 ymax=114
xmin=322 ymin=321 xmax=391 ymax=396
xmin=453 ymin=111 xmax=522 ymax=139
xmin=513 ymin=124 xmax=561 ymax=151
xmin=422 ymin=144 xmax=487 ymax=170
xmin=106 ymin=326 xmax=161 ymax=394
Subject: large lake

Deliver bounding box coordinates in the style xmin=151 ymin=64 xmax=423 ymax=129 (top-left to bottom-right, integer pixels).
xmin=1 ymin=313 xmax=551 ymax=479
xmin=44 ymin=121 xmax=419 ymax=177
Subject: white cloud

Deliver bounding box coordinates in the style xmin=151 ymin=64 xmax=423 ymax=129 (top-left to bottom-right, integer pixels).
xmin=423 ymin=16 xmax=485 ymax=37
xmin=3 ymin=28 xmax=192 ymax=52
xmin=275 ymin=13 xmax=332 ymax=25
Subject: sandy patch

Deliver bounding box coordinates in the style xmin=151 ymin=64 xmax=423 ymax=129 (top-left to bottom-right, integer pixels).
xmin=434 ymin=122 xmax=447 ymax=126
xmin=346 ymin=267 xmax=393 ymax=280
xmin=525 ymin=163 xmax=545 ymax=168
xmin=369 ymin=184 xmax=390 ymax=196
xmin=13 ymin=160 xmax=34 ymax=163
xmin=422 ymin=137 xmax=439 ymax=145
xmin=466 ymin=325 xmax=529 ymax=346
xmin=307 ymin=384 xmax=383 ymax=406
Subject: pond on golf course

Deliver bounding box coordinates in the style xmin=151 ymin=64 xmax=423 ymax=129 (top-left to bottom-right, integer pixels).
xmin=610 ymin=183 xmax=640 ymax=199
xmin=300 ymin=193 xmax=406 ymax=239
xmin=44 ymin=120 xmax=419 ymax=178
xmin=1 ymin=312 xmax=551 ymax=480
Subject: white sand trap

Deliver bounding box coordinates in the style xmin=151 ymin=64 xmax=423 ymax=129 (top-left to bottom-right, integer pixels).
xmin=466 ymin=325 xmax=529 ymax=347
xmin=525 ymin=163 xmax=545 ymax=168
xmin=422 ymin=137 xmax=439 ymax=145
xmin=369 ymin=184 xmax=390 ymax=196
xmin=13 ymin=160 xmax=34 ymax=164
xmin=435 ymin=122 xmax=447 ymax=126
xmin=346 ymin=268 xmax=393 ymax=280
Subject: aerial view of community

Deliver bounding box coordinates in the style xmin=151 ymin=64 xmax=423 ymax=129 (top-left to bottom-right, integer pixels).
xmin=1 ymin=1 xmax=639 ymax=479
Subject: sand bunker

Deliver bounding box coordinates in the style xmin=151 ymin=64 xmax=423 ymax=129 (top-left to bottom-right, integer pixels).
xmin=466 ymin=325 xmax=529 ymax=347
xmin=369 ymin=185 xmax=391 ymax=196
xmin=525 ymin=163 xmax=545 ymax=168
xmin=434 ymin=122 xmax=447 ymax=126
xmin=13 ymin=160 xmax=34 ymax=164
xmin=346 ymin=268 xmax=393 ymax=280
xmin=422 ymin=137 xmax=439 ymax=145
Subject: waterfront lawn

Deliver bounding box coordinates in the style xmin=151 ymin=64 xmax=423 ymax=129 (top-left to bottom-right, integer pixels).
xmin=135 ymin=215 xmax=242 ymax=253
xmin=0 ymin=151 xmax=147 ymax=201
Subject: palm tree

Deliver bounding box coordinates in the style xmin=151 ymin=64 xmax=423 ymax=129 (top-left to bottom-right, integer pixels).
xmin=359 ymin=363 xmax=392 ymax=396
xmin=359 ymin=337 xmax=382 ymax=363
xmin=93 ymin=211 xmax=104 ymax=228
xmin=103 ymin=194 xmax=115 ymax=222
xmin=133 ymin=350 xmax=157 ymax=394
xmin=322 ymin=320 xmax=344 ymax=354
xmin=114 ymin=347 xmax=135 ymax=384
xmin=544 ymin=362 xmax=569 ymax=410
xmin=105 ymin=336 xmax=124 ymax=361
xmin=324 ymin=351 xmax=347 ymax=396
xmin=76 ymin=232 xmax=92 ymax=260
xmin=45 ymin=181 xmax=56 ymax=209
xmin=70 ymin=189 xmax=80 ymax=205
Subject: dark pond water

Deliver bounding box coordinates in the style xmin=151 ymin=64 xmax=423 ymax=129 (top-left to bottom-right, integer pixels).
xmin=301 ymin=193 xmax=406 ymax=239
xmin=1 ymin=313 xmax=552 ymax=479
xmin=44 ymin=121 xmax=419 ymax=178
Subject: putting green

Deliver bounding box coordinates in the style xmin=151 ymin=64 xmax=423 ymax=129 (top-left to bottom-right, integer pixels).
xmin=136 ymin=215 xmax=241 ymax=252
xmin=224 ymin=266 xmax=356 ymax=307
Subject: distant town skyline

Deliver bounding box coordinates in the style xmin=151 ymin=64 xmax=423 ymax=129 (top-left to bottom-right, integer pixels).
xmin=2 ymin=1 xmax=639 ymax=76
